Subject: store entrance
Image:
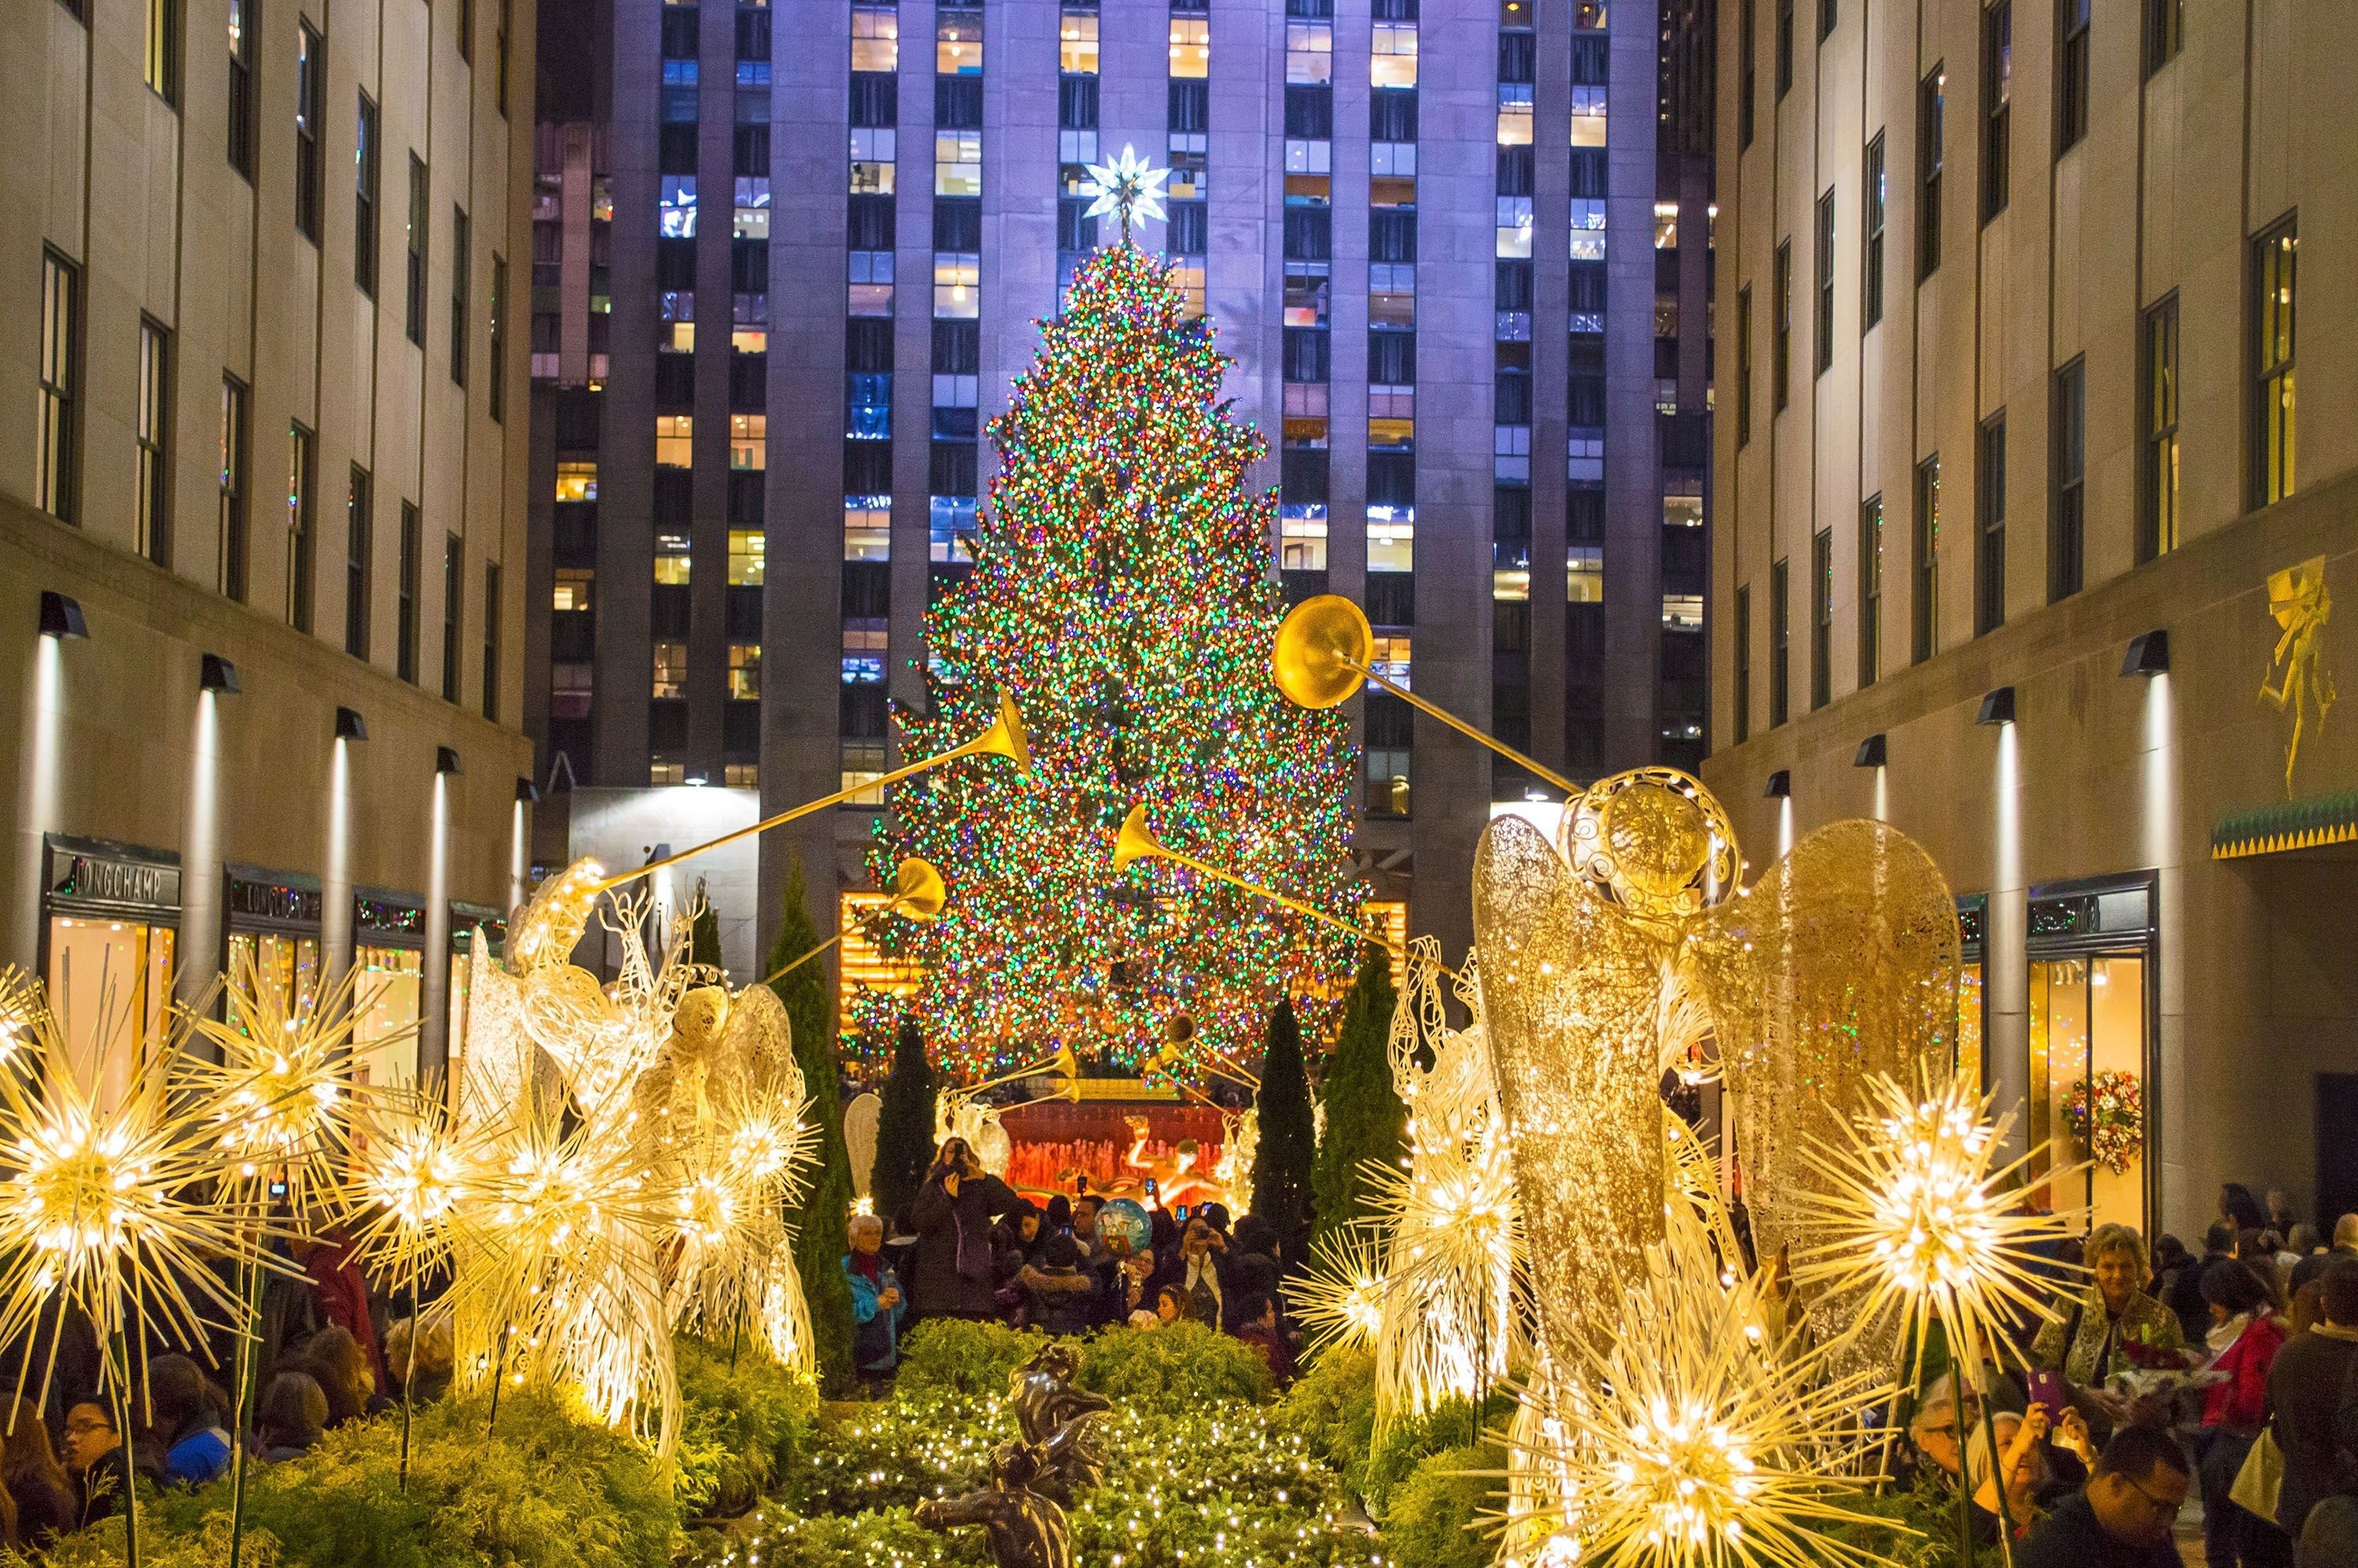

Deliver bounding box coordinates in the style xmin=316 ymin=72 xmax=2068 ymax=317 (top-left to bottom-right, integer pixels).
xmin=2025 ymin=879 xmax=2158 ymax=1235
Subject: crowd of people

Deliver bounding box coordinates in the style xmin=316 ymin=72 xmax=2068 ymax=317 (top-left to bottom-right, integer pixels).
xmin=1904 ymin=1185 xmax=2358 ymax=1568
xmin=0 ymin=1228 xmax=455 ymax=1555
xmin=843 ymin=1135 xmax=1298 ymax=1391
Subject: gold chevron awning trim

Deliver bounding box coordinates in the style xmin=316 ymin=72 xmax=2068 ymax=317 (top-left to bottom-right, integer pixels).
xmin=2211 ymin=790 xmax=2358 ymax=860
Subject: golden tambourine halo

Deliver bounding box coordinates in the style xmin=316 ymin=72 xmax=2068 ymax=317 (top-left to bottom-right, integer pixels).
xmin=1273 ymin=594 xmax=1375 ymax=710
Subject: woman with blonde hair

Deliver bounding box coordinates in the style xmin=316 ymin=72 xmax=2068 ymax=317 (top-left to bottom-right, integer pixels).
xmin=2031 ymin=1223 xmax=2187 ymax=1419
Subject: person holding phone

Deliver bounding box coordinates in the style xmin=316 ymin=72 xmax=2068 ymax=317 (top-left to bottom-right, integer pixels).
xmin=906 ymin=1136 xmax=1023 ymax=1321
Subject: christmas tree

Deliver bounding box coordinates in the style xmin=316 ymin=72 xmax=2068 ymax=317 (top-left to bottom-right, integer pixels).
xmin=863 ymin=240 xmax=1358 ymax=1076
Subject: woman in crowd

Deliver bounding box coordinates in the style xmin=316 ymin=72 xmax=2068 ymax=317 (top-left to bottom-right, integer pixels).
xmin=2222 ymin=1184 xmax=2268 ymax=1236
xmin=843 ymin=1213 xmax=908 ymax=1386
xmin=59 ymin=1402 xmax=130 ymax=1529
xmin=2191 ymin=1259 xmax=2294 ymax=1568
xmin=1162 ymin=1219 xmax=1226 ymax=1327
xmin=255 ymin=1372 xmax=331 ymax=1463
xmin=291 ymin=1324 xmax=381 ymax=1430
xmin=2 ymin=1397 xmax=78 ymax=1548
xmin=141 ymin=1356 xmax=233 ymax=1487
xmin=1907 ymin=1375 xmax=2092 ymax=1544
xmin=2031 ymin=1222 xmax=2187 ymax=1428
xmin=1017 ymin=1235 xmax=1098 ymax=1335
xmin=906 ymin=1137 xmax=1025 ymax=1321
xmin=990 ymin=1203 xmax=1043 ymax=1291
xmin=384 ymin=1313 xmax=454 ymax=1405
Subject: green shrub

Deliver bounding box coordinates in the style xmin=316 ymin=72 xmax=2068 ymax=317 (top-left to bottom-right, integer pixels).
xmin=788 ymin=1387 xmax=1005 ymax=1515
xmin=893 ymin=1317 xmax=1043 ymax=1396
xmin=1381 ymin=1443 xmax=1504 ymax=1568
xmin=1273 ymin=1344 xmax=1379 ymax=1482
xmin=674 ymin=1337 xmax=821 ymax=1517
xmin=1074 ymin=1321 xmax=1273 ymax=1412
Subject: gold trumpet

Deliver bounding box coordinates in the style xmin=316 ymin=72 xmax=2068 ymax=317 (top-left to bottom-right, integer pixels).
xmin=758 ymin=857 xmax=947 ymax=989
xmin=1113 ymin=803 xmax=1457 ymax=980
xmin=962 ymin=1041 xmax=1082 ymax=1096
xmin=593 ymin=692 xmax=1030 ymax=894
xmin=1274 ymin=593 xmax=1581 ymax=797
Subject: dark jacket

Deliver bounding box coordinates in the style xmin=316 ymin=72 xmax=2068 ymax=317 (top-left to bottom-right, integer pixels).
xmin=906 ymin=1170 xmax=1024 ymax=1316
xmin=1018 ymin=1265 xmax=1098 ymax=1335
xmin=2015 ymin=1493 xmax=2184 ymax=1568
xmin=2268 ymin=1327 xmax=2358 ymax=1535
xmin=9 ymin=1466 xmax=77 ymax=1547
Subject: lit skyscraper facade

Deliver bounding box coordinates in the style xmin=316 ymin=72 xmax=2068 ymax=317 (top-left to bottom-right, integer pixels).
xmin=528 ymin=0 xmax=1713 ymax=976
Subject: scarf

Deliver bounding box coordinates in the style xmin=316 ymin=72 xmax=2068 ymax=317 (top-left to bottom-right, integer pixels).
xmin=848 ymin=1250 xmax=883 ymax=1286
xmin=2206 ymin=1310 xmax=2256 ymax=1357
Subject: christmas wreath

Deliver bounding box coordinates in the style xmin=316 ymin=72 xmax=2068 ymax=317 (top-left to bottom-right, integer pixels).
xmin=2065 ymin=1070 xmax=2143 ymax=1174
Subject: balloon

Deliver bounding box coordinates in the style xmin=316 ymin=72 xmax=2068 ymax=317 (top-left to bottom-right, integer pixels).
xmin=1097 ymin=1198 xmax=1152 ymax=1255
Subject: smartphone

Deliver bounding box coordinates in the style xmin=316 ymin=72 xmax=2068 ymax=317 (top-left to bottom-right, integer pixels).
xmin=2026 ymin=1370 xmax=2066 ymax=1416
xmin=1144 ymin=1177 xmax=1158 ymax=1197
xmin=1174 ymin=1204 xmax=1191 ymax=1223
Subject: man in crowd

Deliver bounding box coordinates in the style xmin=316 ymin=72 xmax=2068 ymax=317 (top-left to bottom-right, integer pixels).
xmin=2015 ymin=1425 xmax=2190 ymax=1568
xmin=2271 ymin=1259 xmax=2358 ymax=1544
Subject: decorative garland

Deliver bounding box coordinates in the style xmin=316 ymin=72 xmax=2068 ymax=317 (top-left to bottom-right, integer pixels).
xmin=2065 ymin=1070 xmax=2143 ymax=1174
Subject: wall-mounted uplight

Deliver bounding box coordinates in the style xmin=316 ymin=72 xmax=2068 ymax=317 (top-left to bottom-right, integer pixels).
xmin=39 ymin=591 xmax=87 ymax=641
xmin=1763 ymin=769 xmax=1791 ymax=799
xmin=436 ymin=746 xmax=463 ymax=775
xmin=2121 ymin=630 xmax=2170 ymax=678
xmin=1976 ymin=685 xmax=2015 ymax=725
xmin=200 ymin=653 xmax=241 ymax=694
xmin=516 ymin=776 xmax=541 ymax=803
xmin=335 ymin=706 xmax=369 ymax=741
xmin=685 ymin=770 xmax=710 ymax=788
xmin=1853 ymin=733 xmax=1888 ymax=769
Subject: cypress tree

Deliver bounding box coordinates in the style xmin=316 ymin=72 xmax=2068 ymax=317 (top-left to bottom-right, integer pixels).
xmin=871 ymin=1016 xmax=938 ymax=1228
xmin=1248 ymin=997 xmax=1317 ymax=1264
xmin=688 ymin=879 xmax=723 ymax=970
xmin=1309 ymin=943 xmax=1405 ymax=1247
xmin=766 ymin=857 xmax=854 ymax=1393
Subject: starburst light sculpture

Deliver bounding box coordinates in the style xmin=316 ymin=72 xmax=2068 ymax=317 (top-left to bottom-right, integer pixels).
xmin=1287 ymin=1225 xmax=1387 ymax=1357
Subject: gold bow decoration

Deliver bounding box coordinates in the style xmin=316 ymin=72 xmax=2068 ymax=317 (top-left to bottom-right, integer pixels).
xmin=1472 ymin=769 xmax=1958 ymax=1378
xmin=2261 ymin=556 xmax=2335 ymax=795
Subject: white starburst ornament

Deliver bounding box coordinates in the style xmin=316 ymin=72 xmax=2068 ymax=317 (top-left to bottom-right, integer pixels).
xmin=1078 ymin=142 xmax=1170 ymax=242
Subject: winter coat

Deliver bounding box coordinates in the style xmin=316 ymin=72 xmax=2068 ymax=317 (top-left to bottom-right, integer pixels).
xmin=906 ymin=1171 xmax=1024 ymax=1316
xmin=846 ymin=1254 xmax=909 ymax=1372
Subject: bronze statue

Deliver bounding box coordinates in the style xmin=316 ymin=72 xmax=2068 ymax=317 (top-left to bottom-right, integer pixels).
xmin=1008 ymin=1342 xmax=1110 ymax=1505
xmin=914 ymin=1439 xmax=1071 ymax=1568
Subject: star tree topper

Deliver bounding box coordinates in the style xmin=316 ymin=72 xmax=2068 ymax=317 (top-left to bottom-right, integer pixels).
xmin=1078 ymin=142 xmax=1170 ymax=244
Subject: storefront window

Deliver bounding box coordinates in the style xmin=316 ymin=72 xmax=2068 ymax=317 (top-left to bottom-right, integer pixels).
xmin=47 ymin=916 xmax=173 ymax=1109
xmin=351 ymin=946 xmax=422 ymax=1089
xmin=228 ymin=932 xmax=322 ymax=1023
xmin=2026 ymin=881 xmax=2154 ymax=1233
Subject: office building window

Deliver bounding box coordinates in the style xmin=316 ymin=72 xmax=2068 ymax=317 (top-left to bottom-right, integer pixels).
xmin=1733 ymin=585 xmax=1752 ymax=742
xmin=652 ymin=641 xmax=687 ymax=700
xmin=2050 ymin=358 xmax=2084 ymax=601
xmin=1170 ymin=15 xmax=1207 ymax=78
xmin=1774 ymin=0 xmax=1792 ymax=99
xmin=406 ymin=156 xmax=428 ymax=346
xmin=1810 ymin=528 xmax=1831 ymax=710
xmin=227 ymin=0 xmax=255 ymax=175
xmin=1735 ymin=285 xmax=1752 ymax=443
xmin=1862 ymin=132 xmax=1885 ymax=327
xmin=1912 ymin=455 xmax=1940 ymax=662
xmin=147 ymin=0 xmax=178 ymax=102
xmin=442 ymin=534 xmax=462 ymax=701
xmin=1858 ymin=494 xmax=1882 ymax=686
xmin=496 ymin=0 xmax=510 ymax=112
xmin=1982 ymin=2 xmax=2010 ymax=221
xmin=1813 ymin=189 xmax=1835 ymax=375
xmin=1371 ymin=20 xmax=1416 ymax=87
xmin=37 ymin=251 xmax=79 ymax=523
xmin=1738 ymin=0 xmax=1755 ymax=147
xmin=1768 ymin=558 xmax=1790 ymax=727
xmin=346 ymin=465 xmax=372 ymax=658
xmin=449 ymin=206 xmax=469 ymax=385
xmin=1918 ymin=66 xmax=1943 ymax=279
xmin=729 ymin=527 xmax=767 ymax=582
xmin=136 ymin=319 xmax=171 ymax=565
xmin=219 ymin=376 xmax=248 ymax=601
xmin=1977 ymin=414 xmax=2007 ymax=633
xmin=654 ymin=532 xmax=691 ymax=585
xmin=854 ymin=4 xmax=898 ymax=72
xmin=295 ymin=22 xmax=323 ymax=241
xmin=2252 ymin=215 xmax=2297 ymax=509
xmin=355 ymin=94 xmax=379 ymax=296
xmin=288 ymin=424 xmax=316 ymax=633
xmin=489 ymin=255 xmax=506 ymax=421
xmin=729 ymin=644 xmax=761 ymax=700
xmin=2139 ymin=294 xmax=2179 ymax=559
xmin=1772 ymin=241 xmax=1791 ymax=411
xmin=2143 ymin=0 xmax=2182 ymax=75
xmin=397 ymin=501 xmax=420 ymax=681
xmin=482 ymin=561 xmax=501 ymax=719
xmin=2057 ymin=0 xmax=2089 ymax=152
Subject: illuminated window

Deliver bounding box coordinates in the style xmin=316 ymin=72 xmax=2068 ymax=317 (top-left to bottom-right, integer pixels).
xmin=1368 ymin=633 xmax=1411 ymax=688
xmin=1365 ymin=750 xmax=1410 ymax=817
xmin=661 ymin=290 xmax=694 ymax=352
xmin=1370 ymin=262 xmax=1415 ymax=329
xmin=724 ymin=762 xmax=758 ymax=787
xmin=839 ymin=889 xmax=925 ymax=1017
xmin=1284 ymin=20 xmax=1331 ymax=84
xmin=728 ymin=643 xmax=761 ymax=699
xmin=654 ymin=533 xmax=691 ymax=585
xmin=1368 ymin=509 xmax=1415 ymax=573
xmin=1493 ymin=567 xmax=1530 ymax=600
xmin=552 ymin=567 xmax=593 ymax=611
xmin=1280 ymin=503 xmax=1328 ymax=571
xmin=1655 ymin=201 xmax=1680 ymax=249
xmin=1570 ymin=86 xmax=1607 ymax=146
xmin=841 ymin=623 xmax=887 ymax=684
xmin=851 ymin=5 xmax=898 ymax=72
xmin=1284 ymin=260 xmax=1331 ymax=328
xmin=652 ymin=641 xmax=688 ymax=698
xmin=1568 ymin=545 xmax=1603 ymax=601
xmin=930 ymin=495 xmax=976 ymax=562
xmin=1664 ymin=492 xmax=1703 ymax=528
xmin=1169 ymin=262 xmax=1205 ymax=320
xmin=934 ymin=253 xmax=979 ymax=318
xmin=730 ymin=413 xmax=766 ymax=470
xmin=728 ymin=528 xmax=765 ymax=585
xmin=1370 ymin=141 xmax=1416 ymax=179
xmin=1060 ymin=9 xmax=1097 ymax=72
xmin=850 ymin=128 xmax=896 ymax=195
xmin=935 ymin=7 xmax=980 ymax=74
xmin=1497 ymin=96 xmax=1533 ymax=147
xmin=934 ymin=130 xmax=982 ymax=196
xmin=733 ymin=289 xmax=768 ymax=352
xmin=656 ymin=414 xmax=692 ymax=468
xmin=1497 ymin=196 xmax=1533 ymax=259
xmin=849 ymin=251 xmax=894 ymax=316
xmin=1662 ymin=593 xmax=1704 ymax=629
xmin=554 ymin=460 xmax=597 ymax=502
xmin=1167 ymin=134 xmax=1207 ymax=199
xmin=1371 ymin=22 xmax=1417 ymax=87
xmin=659 ymin=176 xmax=697 ymax=237
xmin=650 ymin=759 xmax=685 ymax=786
xmin=846 ymin=494 xmax=892 ymax=560
xmin=1168 ymin=17 xmax=1207 ymax=78
xmin=841 ymin=739 xmax=888 ymax=803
